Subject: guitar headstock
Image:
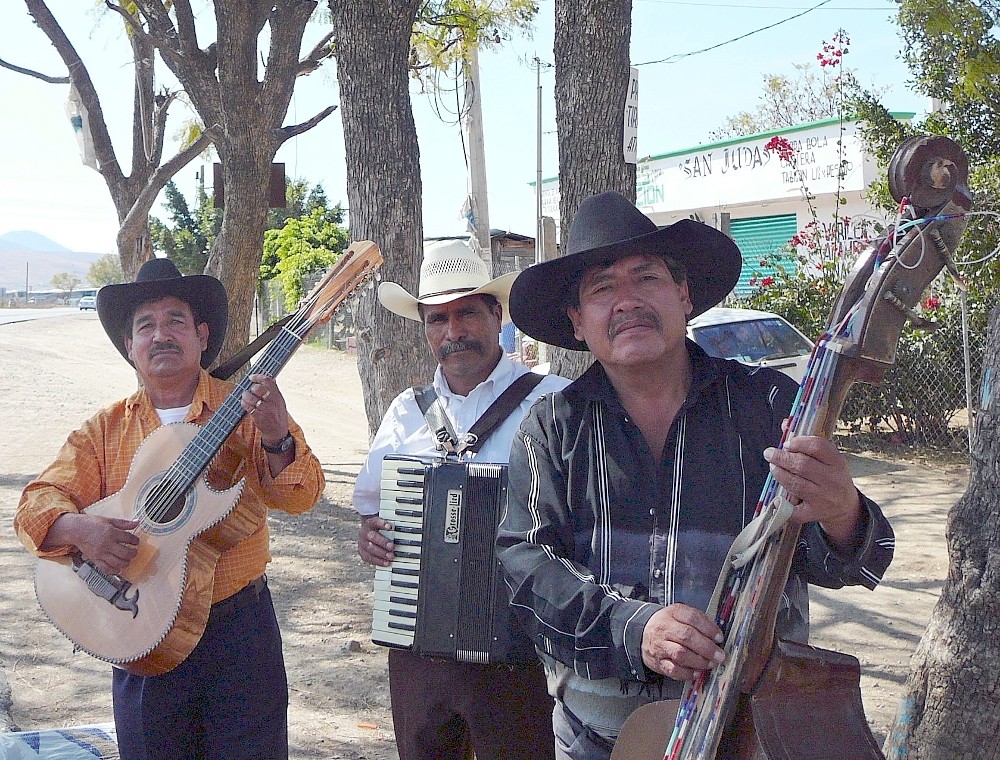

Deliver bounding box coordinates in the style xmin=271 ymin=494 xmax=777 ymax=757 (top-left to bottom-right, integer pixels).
xmin=297 ymin=241 xmax=384 ymax=330
xmin=824 ymin=136 xmax=971 ymax=373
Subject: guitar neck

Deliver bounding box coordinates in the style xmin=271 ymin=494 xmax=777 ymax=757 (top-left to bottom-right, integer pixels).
xmin=171 ymin=319 xmax=308 ymax=488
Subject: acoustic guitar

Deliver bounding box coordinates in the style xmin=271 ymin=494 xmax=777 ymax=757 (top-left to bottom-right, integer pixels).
xmin=611 ymin=136 xmax=972 ymax=759
xmin=34 ymin=241 xmax=383 ymax=676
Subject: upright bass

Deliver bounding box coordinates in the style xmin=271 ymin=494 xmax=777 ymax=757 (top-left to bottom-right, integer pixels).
xmin=612 ymin=135 xmax=972 ymax=760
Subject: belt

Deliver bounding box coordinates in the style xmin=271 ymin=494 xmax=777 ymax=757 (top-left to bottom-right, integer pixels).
xmin=211 ymin=575 xmax=267 ymax=617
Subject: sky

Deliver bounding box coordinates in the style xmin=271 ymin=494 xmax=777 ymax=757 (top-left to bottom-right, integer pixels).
xmin=0 ymin=0 xmax=926 ymax=262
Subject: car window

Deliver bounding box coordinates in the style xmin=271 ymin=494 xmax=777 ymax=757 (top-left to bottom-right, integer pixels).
xmin=692 ymin=318 xmax=811 ymax=362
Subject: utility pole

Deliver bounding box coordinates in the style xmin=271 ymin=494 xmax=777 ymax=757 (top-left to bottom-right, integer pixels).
xmin=463 ymin=42 xmax=492 ymax=270
xmin=535 ymin=56 xmax=544 ymax=267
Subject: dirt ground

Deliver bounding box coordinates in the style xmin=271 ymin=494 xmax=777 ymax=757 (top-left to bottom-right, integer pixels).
xmin=0 ymin=312 xmax=968 ymax=758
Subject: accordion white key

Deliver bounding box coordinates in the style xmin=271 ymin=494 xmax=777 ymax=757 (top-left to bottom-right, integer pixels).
xmin=371 ymin=454 xmax=535 ymax=665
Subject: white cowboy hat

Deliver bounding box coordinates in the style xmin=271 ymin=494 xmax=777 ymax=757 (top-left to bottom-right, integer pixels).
xmin=377 ymin=239 xmax=517 ymax=323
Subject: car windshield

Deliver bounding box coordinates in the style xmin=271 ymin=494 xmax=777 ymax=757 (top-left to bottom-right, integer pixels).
xmin=693 ymin=318 xmax=812 ymax=362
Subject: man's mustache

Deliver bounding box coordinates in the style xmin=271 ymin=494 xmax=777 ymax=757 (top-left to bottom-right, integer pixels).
xmin=149 ymin=342 xmax=182 ymax=357
xmin=438 ymin=339 xmax=485 ymax=359
xmin=608 ymin=310 xmax=662 ymax=339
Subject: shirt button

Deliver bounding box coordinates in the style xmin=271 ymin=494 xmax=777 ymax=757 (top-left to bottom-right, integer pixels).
xmin=653 ymin=569 xmax=661 ymax=578
xmin=649 ymin=509 xmax=655 ymax=516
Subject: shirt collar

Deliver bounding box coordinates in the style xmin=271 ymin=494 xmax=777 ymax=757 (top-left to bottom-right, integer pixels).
xmin=432 ymin=352 xmax=513 ymax=400
xmin=124 ymin=369 xmax=220 ymax=422
xmin=565 ymin=339 xmax=726 ymax=409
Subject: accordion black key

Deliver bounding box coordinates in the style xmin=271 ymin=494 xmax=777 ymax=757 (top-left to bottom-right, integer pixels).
xmin=371 ymin=454 xmax=535 ymax=665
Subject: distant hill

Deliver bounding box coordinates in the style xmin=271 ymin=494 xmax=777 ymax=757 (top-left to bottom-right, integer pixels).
xmin=0 ymin=231 xmax=107 ymax=292
xmin=0 ymin=230 xmax=73 ymax=254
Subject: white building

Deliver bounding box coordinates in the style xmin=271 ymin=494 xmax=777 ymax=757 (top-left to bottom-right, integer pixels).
xmin=539 ymin=113 xmax=914 ymax=294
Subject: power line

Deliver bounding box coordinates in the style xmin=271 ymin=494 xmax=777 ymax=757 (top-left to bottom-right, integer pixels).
xmin=634 ymin=0 xmax=890 ymax=7
xmin=634 ymin=0 xmax=841 ymax=66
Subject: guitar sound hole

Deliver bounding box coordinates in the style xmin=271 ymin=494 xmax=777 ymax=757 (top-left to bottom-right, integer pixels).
xmin=144 ymin=478 xmax=189 ymax=524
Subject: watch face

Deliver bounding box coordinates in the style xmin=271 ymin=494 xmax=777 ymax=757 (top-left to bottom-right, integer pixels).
xmin=264 ymin=434 xmax=293 ymax=453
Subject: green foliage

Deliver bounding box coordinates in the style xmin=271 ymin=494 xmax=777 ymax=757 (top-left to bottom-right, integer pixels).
xmin=262 ymin=207 xmax=350 ymax=310
xmin=149 ymin=181 xmax=217 ymax=275
xmin=150 ymin=177 xmax=347 ymax=309
xmin=410 ymin=0 xmax=536 ymax=83
xmin=893 ymin=0 xmax=1000 ymax=162
xmin=88 ymin=254 xmax=123 ymax=287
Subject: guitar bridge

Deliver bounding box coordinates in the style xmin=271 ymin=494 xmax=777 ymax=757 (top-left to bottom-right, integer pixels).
xmin=71 ymin=556 xmax=140 ymax=618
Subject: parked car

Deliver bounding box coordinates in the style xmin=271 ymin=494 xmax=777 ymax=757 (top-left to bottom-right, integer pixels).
xmin=78 ymin=295 xmax=97 ymax=310
xmin=687 ymin=307 xmax=814 ymax=384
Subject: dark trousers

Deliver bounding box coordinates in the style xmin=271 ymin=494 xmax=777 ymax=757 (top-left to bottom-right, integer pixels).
xmin=112 ymin=578 xmax=288 ymax=760
xmin=389 ymin=648 xmax=556 ymax=760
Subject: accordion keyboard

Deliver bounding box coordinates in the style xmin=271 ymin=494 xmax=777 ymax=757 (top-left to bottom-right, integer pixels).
xmin=371 ymin=457 xmax=427 ymax=648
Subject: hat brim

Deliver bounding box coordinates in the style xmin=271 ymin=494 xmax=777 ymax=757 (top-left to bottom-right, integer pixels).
xmin=510 ymin=220 xmax=742 ymax=351
xmin=97 ymin=275 xmax=229 ymax=368
xmin=378 ymin=271 xmax=519 ymax=324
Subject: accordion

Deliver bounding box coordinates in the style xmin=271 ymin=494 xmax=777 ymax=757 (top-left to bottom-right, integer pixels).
xmin=371 ymin=454 xmax=535 ymax=665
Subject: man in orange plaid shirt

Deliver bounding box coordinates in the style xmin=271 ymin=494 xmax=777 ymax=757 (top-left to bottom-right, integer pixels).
xmin=15 ymin=258 xmax=325 ymax=760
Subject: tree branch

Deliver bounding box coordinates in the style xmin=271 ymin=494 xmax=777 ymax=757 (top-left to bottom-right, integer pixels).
xmin=277 ymin=105 xmax=338 ymax=142
xmin=0 ymin=56 xmax=69 ymax=83
xmin=299 ymin=30 xmax=335 ymax=76
xmin=117 ymin=128 xmax=216 ymax=240
xmin=24 ymin=0 xmax=124 ymax=187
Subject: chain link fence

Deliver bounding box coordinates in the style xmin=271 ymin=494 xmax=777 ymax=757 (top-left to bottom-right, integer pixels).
xmin=833 ymin=317 xmax=984 ymax=459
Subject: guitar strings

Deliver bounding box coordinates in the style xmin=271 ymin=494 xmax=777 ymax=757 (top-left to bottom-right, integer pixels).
xmin=132 ymin=251 xmax=373 ymax=528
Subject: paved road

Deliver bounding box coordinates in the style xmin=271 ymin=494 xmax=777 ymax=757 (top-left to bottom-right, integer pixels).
xmin=0 ymin=307 xmax=85 ymax=326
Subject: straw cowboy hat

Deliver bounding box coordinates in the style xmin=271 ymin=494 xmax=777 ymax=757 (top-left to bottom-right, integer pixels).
xmin=509 ymin=191 xmax=742 ymax=351
xmin=97 ymin=257 xmax=229 ymax=368
xmin=377 ymin=239 xmax=518 ymax=323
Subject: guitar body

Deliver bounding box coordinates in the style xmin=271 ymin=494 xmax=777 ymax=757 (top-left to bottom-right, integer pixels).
xmin=610 ymin=640 xmax=884 ymax=759
xmin=34 ymin=423 xmax=248 ymax=676
xmin=28 ymin=240 xmax=383 ymax=677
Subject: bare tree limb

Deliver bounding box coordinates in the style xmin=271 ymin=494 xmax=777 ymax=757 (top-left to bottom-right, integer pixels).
xmin=0 ymin=56 xmax=69 ymax=83
xmin=24 ymin=0 xmax=125 ymax=187
xmin=299 ymin=30 xmax=335 ymax=76
xmin=117 ymin=128 xmax=216 ymax=239
xmin=277 ymin=105 xmax=338 ymax=142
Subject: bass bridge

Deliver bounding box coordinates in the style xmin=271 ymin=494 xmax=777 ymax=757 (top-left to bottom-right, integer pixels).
xmin=71 ymin=555 xmax=140 ymax=618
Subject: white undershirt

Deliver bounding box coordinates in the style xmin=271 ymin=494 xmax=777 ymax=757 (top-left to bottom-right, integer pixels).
xmin=156 ymin=405 xmax=191 ymax=425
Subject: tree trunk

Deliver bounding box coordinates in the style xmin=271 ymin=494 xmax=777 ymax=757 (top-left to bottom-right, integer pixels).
xmin=549 ymin=0 xmax=636 ymax=380
xmin=884 ymin=303 xmax=1000 ymax=759
xmin=206 ymin=149 xmax=275 ymax=368
xmin=330 ymin=0 xmax=436 ymax=436
xmin=131 ymin=0 xmax=336 ymax=368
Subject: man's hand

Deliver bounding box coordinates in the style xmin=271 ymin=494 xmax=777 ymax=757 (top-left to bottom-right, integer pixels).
xmin=641 ymin=604 xmax=726 ymax=681
xmin=242 ymin=373 xmax=291 ymax=444
xmin=358 ymin=514 xmax=395 ymax=567
xmin=41 ymin=512 xmax=140 ymax=576
xmin=763 ymin=435 xmax=863 ymax=547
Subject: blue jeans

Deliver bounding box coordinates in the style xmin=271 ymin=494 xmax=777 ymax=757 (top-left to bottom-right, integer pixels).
xmin=112 ymin=578 xmax=287 ymax=760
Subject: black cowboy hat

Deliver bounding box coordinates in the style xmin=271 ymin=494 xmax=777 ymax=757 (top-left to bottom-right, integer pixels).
xmin=97 ymin=258 xmax=229 ymax=368
xmin=509 ymin=191 xmax=743 ymax=351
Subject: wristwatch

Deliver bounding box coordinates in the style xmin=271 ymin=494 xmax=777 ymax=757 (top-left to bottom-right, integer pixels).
xmin=261 ymin=432 xmax=294 ymax=454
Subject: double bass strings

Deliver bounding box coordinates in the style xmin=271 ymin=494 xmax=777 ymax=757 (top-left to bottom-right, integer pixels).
xmin=663 ymin=299 xmax=860 ymax=759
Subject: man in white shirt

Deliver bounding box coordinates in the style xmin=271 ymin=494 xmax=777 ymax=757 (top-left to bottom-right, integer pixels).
xmin=353 ymin=239 xmax=569 ymax=760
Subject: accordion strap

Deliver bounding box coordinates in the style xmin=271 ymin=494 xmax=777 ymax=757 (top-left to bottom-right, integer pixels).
xmin=413 ymin=371 xmax=544 ymax=456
